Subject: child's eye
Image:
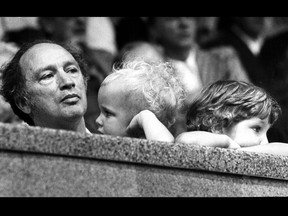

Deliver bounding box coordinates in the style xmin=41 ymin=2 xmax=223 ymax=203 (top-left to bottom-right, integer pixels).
xmin=252 ymin=126 xmax=261 ymax=133
xmin=104 ymin=110 xmax=113 ymax=117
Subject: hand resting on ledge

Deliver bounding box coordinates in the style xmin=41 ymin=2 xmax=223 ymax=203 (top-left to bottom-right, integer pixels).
xmin=175 ymin=131 xmax=288 ymax=156
xmin=239 ymin=142 xmax=288 ymax=156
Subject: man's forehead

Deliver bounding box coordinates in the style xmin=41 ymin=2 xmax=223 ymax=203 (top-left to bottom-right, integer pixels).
xmin=22 ymin=43 xmax=68 ymax=60
xmin=20 ymin=43 xmax=75 ymax=69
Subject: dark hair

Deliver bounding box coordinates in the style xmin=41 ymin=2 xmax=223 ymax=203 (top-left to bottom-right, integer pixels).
xmin=0 ymin=39 xmax=89 ymax=125
xmin=187 ymin=80 xmax=282 ymax=133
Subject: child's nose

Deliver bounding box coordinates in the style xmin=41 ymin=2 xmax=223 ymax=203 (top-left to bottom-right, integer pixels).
xmin=260 ymin=134 xmax=269 ymax=145
xmin=95 ymin=115 xmax=103 ymax=128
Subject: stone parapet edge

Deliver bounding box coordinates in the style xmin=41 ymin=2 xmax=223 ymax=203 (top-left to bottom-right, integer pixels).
xmin=0 ymin=122 xmax=287 ymax=181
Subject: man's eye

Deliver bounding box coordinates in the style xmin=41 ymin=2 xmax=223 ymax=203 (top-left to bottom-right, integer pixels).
xmin=67 ymin=67 xmax=79 ymax=73
xmin=40 ymin=74 xmax=53 ymax=80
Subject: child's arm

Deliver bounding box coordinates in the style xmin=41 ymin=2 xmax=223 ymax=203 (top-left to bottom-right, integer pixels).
xmin=238 ymin=142 xmax=288 ymax=156
xmin=126 ymin=110 xmax=174 ymax=143
xmin=175 ymin=131 xmax=240 ymax=149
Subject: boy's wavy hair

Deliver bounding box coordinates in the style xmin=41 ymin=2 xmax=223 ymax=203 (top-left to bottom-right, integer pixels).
xmin=0 ymin=39 xmax=89 ymax=126
xmin=102 ymin=59 xmax=186 ymax=131
xmin=187 ymin=80 xmax=282 ymax=133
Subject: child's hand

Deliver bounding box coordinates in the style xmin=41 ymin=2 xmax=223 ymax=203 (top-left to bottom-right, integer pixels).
xmin=126 ymin=110 xmax=174 ymax=142
xmin=175 ymin=131 xmax=241 ymax=149
xmin=239 ymin=142 xmax=288 ymax=156
xmin=126 ymin=112 xmax=146 ymax=138
xmin=226 ymin=136 xmax=241 ymax=149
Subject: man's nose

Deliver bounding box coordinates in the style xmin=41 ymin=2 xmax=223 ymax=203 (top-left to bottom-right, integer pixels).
xmin=58 ymin=71 xmax=75 ymax=90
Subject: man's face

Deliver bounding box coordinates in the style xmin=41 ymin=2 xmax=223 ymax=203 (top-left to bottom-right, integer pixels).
xmin=152 ymin=17 xmax=197 ymax=48
xmin=96 ymin=82 xmax=135 ymax=136
xmin=19 ymin=43 xmax=87 ymax=127
xmin=50 ymin=17 xmax=86 ymax=43
xmin=222 ymin=117 xmax=270 ymax=147
xmin=234 ymin=17 xmax=266 ymax=39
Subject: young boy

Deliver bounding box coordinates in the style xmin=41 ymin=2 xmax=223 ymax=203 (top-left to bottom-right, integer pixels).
xmin=95 ymin=59 xmax=186 ymax=142
xmin=176 ymin=80 xmax=288 ymax=156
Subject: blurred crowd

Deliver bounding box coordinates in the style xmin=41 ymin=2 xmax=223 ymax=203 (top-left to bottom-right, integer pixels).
xmin=1 ymin=17 xmax=288 ymax=143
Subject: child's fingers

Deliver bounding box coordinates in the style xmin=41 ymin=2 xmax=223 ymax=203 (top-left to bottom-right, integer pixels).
xmin=228 ymin=140 xmax=241 ymax=149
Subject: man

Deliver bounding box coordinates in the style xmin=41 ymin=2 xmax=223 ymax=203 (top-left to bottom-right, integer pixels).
xmin=1 ymin=39 xmax=91 ymax=134
xmin=145 ymin=17 xmax=250 ymax=104
xmin=0 ymin=41 xmax=21 ymax=123
xmin=37 ymin=17 xmax=109 ymax=133
xmin=200 ymin=17 xmax=267 ymax=87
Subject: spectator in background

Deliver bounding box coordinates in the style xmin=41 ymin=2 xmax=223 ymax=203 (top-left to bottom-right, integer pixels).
xmin=200 ymin=17 xmax=267 ymax=87
xmin=85 ymin=17 xmax=117 ymax=79
xmin=144 ymin=17 xmax=250 ymax=104
xmin=0 ymin=17 xmax=39 ymax=44
xmin=257 ymin=17 xmax=288 ymax=143
xmin=115 ymin=17 xmax=149 ymax=51
xmin=0 ymin=41 xmax=18 ymax=69
xmin=38 ymin=17 xmax=86 ymax=47
xmin=117 ymin=17 xmax=249 ymax=103
xmin=0 ymin=40 xmax=91 ymax=134
xmin=114 ymin=41 xmax=164 ymax=67
xmin=0 ymin=41 xmax=21 ymax=123
xmin=195 ymin=17 xmax=220 ymax=48
xmin=2 ymin=27 xmax=43 ymax=47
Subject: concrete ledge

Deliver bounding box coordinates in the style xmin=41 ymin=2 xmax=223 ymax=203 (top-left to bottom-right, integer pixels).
xmin=0 ymin=122 xmax=288 ymax=196
xmin=1 ymin=151 xmax=288 ymax=197
xmin=0 ymin=122 xmax=287 ymax=180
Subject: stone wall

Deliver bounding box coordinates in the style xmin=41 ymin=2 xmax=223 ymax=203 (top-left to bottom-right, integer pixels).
xmin=0 ymin=122 xmax=287 ymax=197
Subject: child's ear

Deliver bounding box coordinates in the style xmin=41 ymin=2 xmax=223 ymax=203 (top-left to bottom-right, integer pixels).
xmin=15 ymin=97 xmax=31 ymax=114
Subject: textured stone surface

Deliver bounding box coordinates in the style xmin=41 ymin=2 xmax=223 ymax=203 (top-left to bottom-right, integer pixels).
xmin=0 ymin=151 xmax=288 ymax=197
xmin=0 ymin=122 xmax=288 ymax=180
xmin=0 ymin=122 xmax=288 ymax=196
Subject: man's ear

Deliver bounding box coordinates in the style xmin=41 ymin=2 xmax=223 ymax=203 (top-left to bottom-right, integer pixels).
xmin=15 ymin=97 xmax=31 ymax=114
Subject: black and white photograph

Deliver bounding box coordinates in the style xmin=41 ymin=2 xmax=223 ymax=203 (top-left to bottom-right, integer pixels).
xmin=0 ymin=17 xmax=288 ymax=198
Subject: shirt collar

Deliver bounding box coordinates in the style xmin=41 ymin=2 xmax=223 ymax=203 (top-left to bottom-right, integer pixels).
xmin=233 ymin=26 xmax=264 ymax=55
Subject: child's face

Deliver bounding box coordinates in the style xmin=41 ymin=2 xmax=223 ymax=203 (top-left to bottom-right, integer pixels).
xmin=96 ymin=83 xmax=134 ymax=136
xmin=222 ymin=117 xmax=271 ymax=147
